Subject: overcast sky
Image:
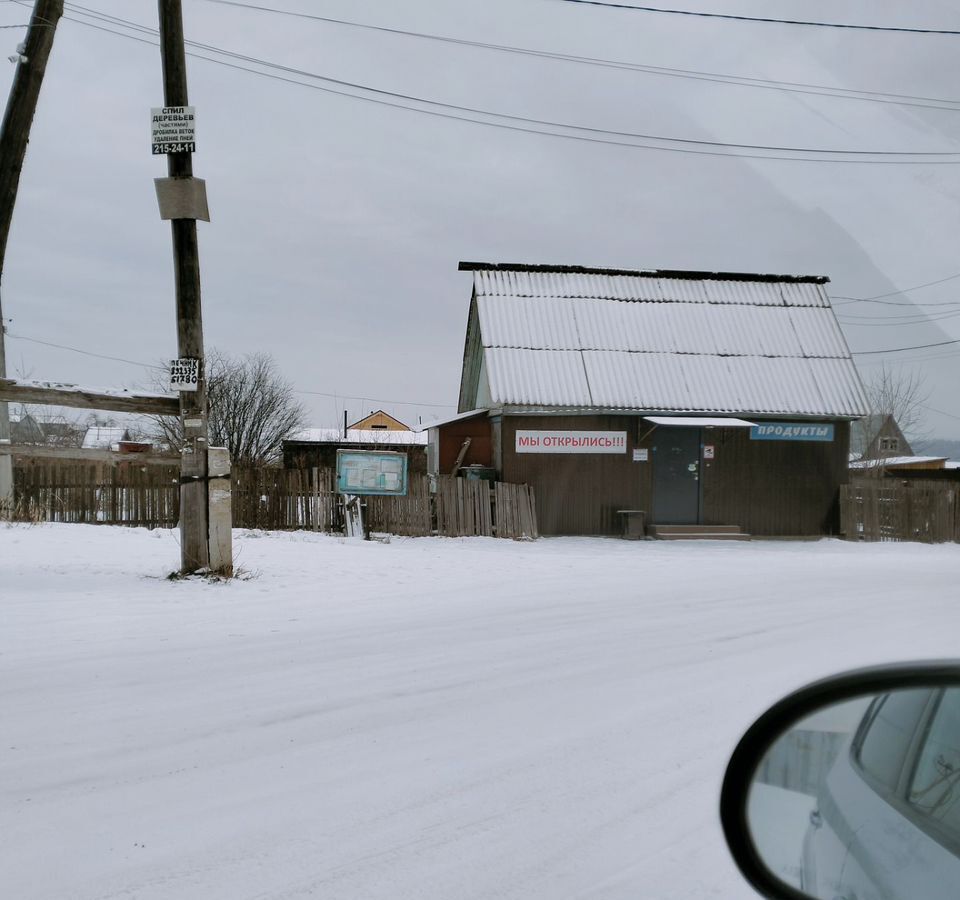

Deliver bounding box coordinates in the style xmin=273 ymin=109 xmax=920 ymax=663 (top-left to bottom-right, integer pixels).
xmin=2 ymin=0 xmax=960 ymax=439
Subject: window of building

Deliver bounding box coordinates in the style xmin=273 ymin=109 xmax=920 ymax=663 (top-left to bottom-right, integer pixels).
xmin=879 ymin=436 xmax=900 ymax=453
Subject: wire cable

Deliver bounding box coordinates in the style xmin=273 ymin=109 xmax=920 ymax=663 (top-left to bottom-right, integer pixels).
xmin=294 ymin=389 xmax=455 ymax=408
xmin=5 ymin=331 xmax=167 ymax=370
xmin=51 ymin=5 xmax=960 ymax=164
xmin=552 ymin=0 xmax=960 ymax=36
xmin=853 ymin=338 xmax=960 ymax=355
xmin=198 ymin=0 xmax=960 ymax=113
xmin=4 ymin=331 xmax=455 ymax=409
xmin=833 ymin=271 xmax=960 ymax=305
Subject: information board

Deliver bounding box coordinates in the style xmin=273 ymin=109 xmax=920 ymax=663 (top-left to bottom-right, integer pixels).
xmin=336 ymin=450 xmax=408 ymax=496
xmin=151 ymin=106 xmax=196 ymax=154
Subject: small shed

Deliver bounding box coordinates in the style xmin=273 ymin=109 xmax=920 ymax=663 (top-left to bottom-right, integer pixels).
xmin=282 ymin=427 xmax=429 ymax=473
xmin=454 ymin=262 xmax=870 ymax=537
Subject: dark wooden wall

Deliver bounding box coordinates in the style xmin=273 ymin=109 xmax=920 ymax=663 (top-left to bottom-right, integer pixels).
xmin=499 ymin=415 xmax=850 ymax=537
xmin=700 ymin=422 xmax=850 ymax=536
xmin=500 ymin=415 xmax=649 ymax=536
xmin=437 ymin=417 xmax=492 ymax=473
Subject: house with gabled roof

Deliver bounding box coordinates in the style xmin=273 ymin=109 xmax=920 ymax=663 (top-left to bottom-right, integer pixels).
xmin=431 ymin=261 xmax=869 ymax=537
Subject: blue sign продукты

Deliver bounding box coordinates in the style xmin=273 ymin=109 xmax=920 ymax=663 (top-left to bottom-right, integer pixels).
xmin=750 ymin=423 xmax=835 ymax=442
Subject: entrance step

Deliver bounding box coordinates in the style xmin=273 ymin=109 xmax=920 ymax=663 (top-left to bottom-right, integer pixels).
xmin=648 ymin=524 xmax=751 ymax=541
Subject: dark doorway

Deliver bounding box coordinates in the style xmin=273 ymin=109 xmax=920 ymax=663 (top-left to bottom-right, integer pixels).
xmin=651 ymin=427 xmax=702 ymax=523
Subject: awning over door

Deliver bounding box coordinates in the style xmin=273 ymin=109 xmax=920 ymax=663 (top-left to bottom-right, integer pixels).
xmin=642 ymin=416 xmax=756 ymax=427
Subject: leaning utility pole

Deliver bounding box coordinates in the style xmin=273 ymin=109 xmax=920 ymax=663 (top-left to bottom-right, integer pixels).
xmin=0 ymin=0 xmax=64 ymax=517
xmin=157 ymin=0 xmax=210 ymax=572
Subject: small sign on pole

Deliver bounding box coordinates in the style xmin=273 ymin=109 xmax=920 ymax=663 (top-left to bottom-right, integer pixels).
xmin=169 ymin=357 xmax=200 ymax=392
xmin=151 ymin=105 xmax=196 ymax=154
xmin=704 ymin=444 xmax=715 ymax=460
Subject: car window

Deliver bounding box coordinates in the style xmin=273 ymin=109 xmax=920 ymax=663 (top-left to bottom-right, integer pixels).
xmin=908 ymin=689 xmax=960 ymax=843
xmin=856 ymin=689 xmax=932 ymax=790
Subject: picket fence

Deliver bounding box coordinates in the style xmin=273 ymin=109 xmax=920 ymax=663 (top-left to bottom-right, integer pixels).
xmin=11 ymin=462 xmax=538 ymax=540
xmin=840 ymin=477 xmax=959 ymax=544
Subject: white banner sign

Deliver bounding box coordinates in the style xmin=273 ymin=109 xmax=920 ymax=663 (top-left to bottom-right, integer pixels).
xmin=516 ymin=430 xmax=627 ymax=454
xmin=152 ymin=106 xmax=196 ymax=154
xmin=169 ymin=357 xmax=200 ymax=392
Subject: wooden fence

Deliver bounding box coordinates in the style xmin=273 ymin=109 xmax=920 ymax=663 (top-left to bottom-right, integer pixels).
xmin=11 ymin=462 xmax=538 ymax=539
xmin=841 ymin=478 xmax=960 ymax=543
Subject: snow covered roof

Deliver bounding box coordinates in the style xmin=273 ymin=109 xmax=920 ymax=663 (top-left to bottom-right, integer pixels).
xmin=417 ymin=409 xmax=489 ymax=432
xmin=289 ymin=428 xmax=428 ymax=446
xmin=459 ymin=263 xmax=869 ymax=418
xmin=850 ymin=455 xmax=948 ymax=469
xmin=81 ymin=427 xmax=129 ymax=450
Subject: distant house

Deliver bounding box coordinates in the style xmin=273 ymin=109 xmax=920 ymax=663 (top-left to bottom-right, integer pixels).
xmin=10 ymin=411 xmax=44 ymax=444
xmin=434 ymin=261 xmax=870 ymax=537
xmin=348 ymin=410 xmax=412 ymax=432
xmin=81 ymin=426 xmax=131 ymax=451
xmin=282 ymin=426 xmax=428 ymax=473
xmin=850 ymin=414 xmax=912 ymax=460
xmin=10 ymin=411 xmax=84 ymax=446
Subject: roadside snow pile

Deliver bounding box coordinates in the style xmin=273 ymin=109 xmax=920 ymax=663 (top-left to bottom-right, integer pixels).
xmin=3 ymin=524 xmax=959 ymax=899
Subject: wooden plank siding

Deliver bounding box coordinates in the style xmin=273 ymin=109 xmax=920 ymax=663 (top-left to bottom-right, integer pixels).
xmin=700 ymin=422 xmax=850 ymax=536
xmin=499 ymin=414 xmax=850 ymax=537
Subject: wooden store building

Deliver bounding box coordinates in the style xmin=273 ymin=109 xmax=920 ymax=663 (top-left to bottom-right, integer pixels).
xmin=425 ymin=262 xmax=869 ymax=538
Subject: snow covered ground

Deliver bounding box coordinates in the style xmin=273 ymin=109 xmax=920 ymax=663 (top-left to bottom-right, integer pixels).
xmin=3 ymin=524 xmax=959 ymax=900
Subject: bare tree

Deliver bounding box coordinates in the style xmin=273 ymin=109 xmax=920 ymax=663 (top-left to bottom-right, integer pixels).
xmin=153 ymin=350 xmax=306 ymax=466
xmin=851 ymin=364 xmax=930 ymax=467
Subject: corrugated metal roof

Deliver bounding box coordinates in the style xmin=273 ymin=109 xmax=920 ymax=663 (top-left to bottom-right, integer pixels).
xmin=470 ymin=268 xmax=867 ymax=417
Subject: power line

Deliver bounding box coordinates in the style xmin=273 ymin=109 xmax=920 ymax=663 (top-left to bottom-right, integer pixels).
xmin=65 ymin=4 xmax=957 ymax=157
xmin=200 ymin=0 xmax=960 ymax=113
xmin=833 ymin=271 xmax=960 ymax=305
xmin=837 ymin=308 xmax=960 ymax=324
xmin=295 ymin=388 xmax=455 ymax=408
xmin=552 ymin=0 xmax=960 ymax=36
xmin=5 ymin=331 xmax=167 ymax=369
xmin=919 ymin=402 xmax=960 ymax=423
xmin=5 ymin=331 xmax=456 ymax=409
xmin=51 ymin=5 xmax=960 ymax=164
xmin=853 ymin=338 xmax=960 ymax=355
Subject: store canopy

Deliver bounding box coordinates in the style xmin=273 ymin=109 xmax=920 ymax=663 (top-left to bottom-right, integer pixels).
xmin=642 ymin=417 xmax=756 ymax=427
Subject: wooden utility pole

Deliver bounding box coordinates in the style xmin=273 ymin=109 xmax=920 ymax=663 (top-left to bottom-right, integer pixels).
xmin=0 ymin=0 xmax=63 ymax=517
xmin=158 ymin=0 xmax=209 ymax=571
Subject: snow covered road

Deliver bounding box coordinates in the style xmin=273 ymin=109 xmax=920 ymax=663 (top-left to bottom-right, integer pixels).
xmin=3 ymin=525 xmax=959 ymax=899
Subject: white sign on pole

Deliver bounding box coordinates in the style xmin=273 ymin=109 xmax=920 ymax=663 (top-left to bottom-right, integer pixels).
xmin=515 ymin=430 xmax=627 ymax=454
xmin=151 ymin=106 xmax=196 ymax=154
xmin=169 ymin=357 xmax=200 ymax=392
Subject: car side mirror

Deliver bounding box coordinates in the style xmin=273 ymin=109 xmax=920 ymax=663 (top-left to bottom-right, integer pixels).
xmin=720 ymin=662 xmax=960 ymax=900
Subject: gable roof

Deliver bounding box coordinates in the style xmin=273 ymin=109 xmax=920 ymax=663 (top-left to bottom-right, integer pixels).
xmin=347 ymin=410 xmax=411 ymax=431
xmin=850 ymin=414 xmax=912 ymax=459
xmin=458 ymin=263 xmax=868 ymax=418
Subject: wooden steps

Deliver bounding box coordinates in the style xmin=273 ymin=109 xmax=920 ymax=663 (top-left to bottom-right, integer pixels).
xmin=648 ymin=524 xmax=751 ymax=541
